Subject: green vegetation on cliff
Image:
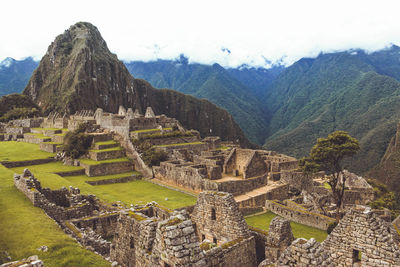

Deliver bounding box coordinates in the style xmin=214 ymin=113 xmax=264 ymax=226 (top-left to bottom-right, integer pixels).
xmin=264 ymin=50 xmax=400 ymax=174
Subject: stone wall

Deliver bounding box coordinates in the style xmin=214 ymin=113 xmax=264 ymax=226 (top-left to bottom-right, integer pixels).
xmin=322 ymin=207 xmax=400 ymax=266
xmin=343 ymin=188 xmax=375 ymax=205
xmin=280 ymin=171 xmax=314 ymax=191
xmin=236 ymin=184 xmax=289 ymax=209
xmin=153 ymin=161 xmax=219 ymax=192
xmin=5 ymin=126 xmax=30 ymax=135
xmin=40 ymin=142 xmax=61 ymax=153
xmin=191 ymin=192 xmax=251 ymax=244
xmin=1 ymin=158 xmax=55 ymax=168
xmin=207 ymin=236 xmax=257 ymax=267
xmin=88 ymin=149 xmax=125 ymax=161
xmin=8 ymin=118 xmax=43 ymax=128
xmin=81 ymin=160 xmax=133 ymax=176
xmin=14 ymin=170 xmax=100 ymax=223
xmin=224 ymin=148 xmax=267 ymax=179
xmin=276 ymin=238 xmax=330 ymax=267
xmin=216 ymin=175 xmax=268 ymax=196
xmin=264 ymin=217 xmax=294 ymax=265
xmin=112 ymin=131 xmax=153 ymax=178
xmin=265 ymin=200 xmax=335 ymax=230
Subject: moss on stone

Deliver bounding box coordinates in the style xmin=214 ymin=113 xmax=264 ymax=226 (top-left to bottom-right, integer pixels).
xmin=248 ymin=225 xmax=269 ymax=236
xmin=221 ymin=237 xmax=244 ymax=249
xmin=200 ymin=242 xmax=216 ymax=251
xmin=128 ymin=211 xmax=146 ymax=221
xmin=65 ymin=221 xmax=83 ymax=238
xmin=164 ymin=217 xmax=183 ymax=226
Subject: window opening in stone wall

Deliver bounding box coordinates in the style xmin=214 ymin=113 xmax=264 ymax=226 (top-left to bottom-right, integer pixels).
xmin=352 ymin=249 xmax=361 ymax=263
xmin=130 ymin=237 xmax=134 ymax=249
xmin=211 ymin=208 xmax=216 ymax=220
xmin=213 ymin=237 xmax=217 ymax=244
xmin=202 ymin=234 xmax=205 ymax=241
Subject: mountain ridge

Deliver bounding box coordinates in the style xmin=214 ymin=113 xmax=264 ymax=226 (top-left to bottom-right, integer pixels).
xmin=21 ymin=22 xmax=253 ymax=147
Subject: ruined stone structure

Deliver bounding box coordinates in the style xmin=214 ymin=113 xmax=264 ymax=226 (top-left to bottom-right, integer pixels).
xmin=111 ymin=191 xmax=257 ymax=267
xmin=0 ymin=255 xmax=44 ymax=267
xmin=265 ymin=199 xmax=336 ymax=230
xmin=14 ymin=169 xmax=102 ymax=222
xmin=276 ymin=206 xmax=400 ymax=266
xmin=264 ymin=217 xmax=294 ymax=264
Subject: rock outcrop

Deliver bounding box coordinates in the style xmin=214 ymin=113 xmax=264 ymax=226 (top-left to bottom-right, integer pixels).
xmin=23 ymin=22 xmax=253 ymax=147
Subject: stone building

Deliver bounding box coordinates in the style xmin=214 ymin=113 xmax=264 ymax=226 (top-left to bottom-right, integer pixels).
xmin=276 ymin=206 xmax=400 ymax=266
xmin=110 ymin=191 xmax=257 ymax=267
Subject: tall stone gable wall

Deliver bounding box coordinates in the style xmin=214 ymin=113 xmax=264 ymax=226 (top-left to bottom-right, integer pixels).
xmin=191 ymin=192 xmax=251 ymax=244
xmin=243 ymin=151 xmax=267 ymax=179
xmin=322 ymin=208 xmax=400 ymax=266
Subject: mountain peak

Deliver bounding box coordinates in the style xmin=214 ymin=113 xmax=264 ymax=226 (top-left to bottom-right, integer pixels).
xmin=46 ymin=21 xmax=112 ymax=63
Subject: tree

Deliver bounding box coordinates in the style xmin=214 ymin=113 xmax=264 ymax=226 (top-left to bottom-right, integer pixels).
xmin=299 ymin=131 xmax=360 ymax=222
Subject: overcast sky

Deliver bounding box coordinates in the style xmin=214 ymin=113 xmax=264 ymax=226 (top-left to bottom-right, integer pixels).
xmin=1 ymin=0 xmax=400 ymax=68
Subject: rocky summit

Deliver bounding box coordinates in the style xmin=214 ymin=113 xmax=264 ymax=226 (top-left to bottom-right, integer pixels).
xmin=23 ymin=22 xmax=252 ymax=147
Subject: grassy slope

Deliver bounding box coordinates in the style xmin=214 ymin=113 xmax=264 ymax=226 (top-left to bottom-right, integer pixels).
xmin=0 ymin=141 xmax=55 ymax=161
xmin=0 ymin=165 xmax=109 ymax=266
xmin=0 ymin=141 xmax=196 ymax=265
xmin=245 ymin=212 xmax=328 ymax=243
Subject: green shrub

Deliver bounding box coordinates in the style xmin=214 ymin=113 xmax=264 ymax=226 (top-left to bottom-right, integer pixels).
xmin=63 ymin=123 xmax=93 ymax=159
xmin=132 ymin=139 xmax=168 ymax=167
xmin=0 ymin=107 xmax=41 ymax=122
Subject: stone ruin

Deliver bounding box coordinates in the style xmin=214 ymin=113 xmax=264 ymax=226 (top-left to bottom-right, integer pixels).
xmin=0 ymin=255 xmax=43 ymax=267
xmin=275 ymin=206 xmax=400 ymax=267
xmin=13 ymin=169 xmax=103 ymax=223
xmin=111 ymin=191 xmax=257 ymax=267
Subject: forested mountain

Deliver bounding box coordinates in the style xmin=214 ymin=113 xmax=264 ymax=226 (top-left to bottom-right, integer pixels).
xmin=0 ymin=57 xmax=38 ymax=96
xmin=21 ymin=22 xmax=253 ymax=147
xmin=125 ymin=59 xmax=271 ymax=144
xmin=264 ymin=47 xmax=400 ymax=173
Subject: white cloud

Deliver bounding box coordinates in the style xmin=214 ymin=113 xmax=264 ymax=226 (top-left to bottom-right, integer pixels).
xmin=1 ymin=0 xmax=400 ymax=68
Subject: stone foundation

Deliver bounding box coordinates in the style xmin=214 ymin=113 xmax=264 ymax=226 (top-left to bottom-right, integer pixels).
xmin=265 ymin=200 xmax=335 ymax=230
xmin=81 ymin=160 xmax=134 ymax=177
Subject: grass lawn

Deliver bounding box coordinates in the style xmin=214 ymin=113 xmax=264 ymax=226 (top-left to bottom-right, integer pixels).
xmin=245 ymin=211 xmax=328 ymax=242
xmin=0 ymin=141 xmax=55 ymax=161
xmin=153 ymin=141 xmax=204 ymax=148
xmin=10 ymin=161 xmax=195 ymax=209
xmin=79 ymin=157 xmax=130 ymax=166
xmin=94 ymin=140 xmax=117 ymax=146
xmin=89 ymin=147 xmax=122 ymax=152
xmin=0 ymin=165 xmax=109 ymax=266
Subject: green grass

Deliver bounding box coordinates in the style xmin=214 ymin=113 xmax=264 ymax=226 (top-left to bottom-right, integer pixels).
xmin=0 ymin=141 xmax=197 ymax=265
xmin=79 ymin=157 xmax=130 ymax=166
xmin=32 ymin=128 xmax=65 ymax=131
xmin=0 ymin=141 xmax=55 ymax=161
xmin=153 ymin=142 xmax=204 ymax=148
xmin=24 ymin=133 xmax=51 ymax=139
xmin=4 ymin=142 xmax=195 ymax=209
xmin=245 ymin=211 xmax=328 ymax=242
xmin=0 ymin=165 xmax=109 ymax=267
xmin=88 ymin=147 xmax=122 ymax=153
xmin=69 ymin=171 xmax=140 ymax=182
xmin=94 ymin=140 xmax=117 ymax=146
xmin=132 ymin=128 xmax=172 ymax=133
xmin=323 ymin=182 xmax=331 ymax=189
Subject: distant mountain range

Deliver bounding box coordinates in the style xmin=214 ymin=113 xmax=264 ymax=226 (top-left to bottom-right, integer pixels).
xmin=0 ymin=57 xmax=37 ymax=96
xmin=125 ymin=58 xmax=283 ymax=144
xmin=4 ymin=40 xmax=400 ymax=176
